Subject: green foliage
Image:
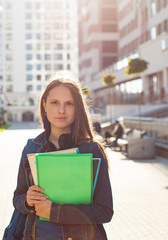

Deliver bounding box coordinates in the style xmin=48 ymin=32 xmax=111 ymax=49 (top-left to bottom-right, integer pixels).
xmin=81 ymin=86 xmax=90 ymax=96
xmin=125 ymin=58 xmax=149 ymax=76
xmin=102 ymin=73 xmax=116 ymax=86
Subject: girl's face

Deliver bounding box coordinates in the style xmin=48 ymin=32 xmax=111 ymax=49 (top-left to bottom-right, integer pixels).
xmin=43 ymin=85 xmax=76 ymax=133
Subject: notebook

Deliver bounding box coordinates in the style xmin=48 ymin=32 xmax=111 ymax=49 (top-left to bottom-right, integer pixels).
xmin=36 ymin=153 xmax=93 ymax=221
xmin=27 ymin=148 xmax=79 ymax=185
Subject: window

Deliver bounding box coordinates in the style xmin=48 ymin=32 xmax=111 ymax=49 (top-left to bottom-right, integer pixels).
xmin=53 ymin=2 xmax=62 ymax=8
xmin=44 ymin=13 xmax=51 ymax=20
xmin=25 ymin=13 xmax=32 ymax=19
xmin=44 ymin=33 xmax=50 ymax=40
xmin=6 ymin=54 xmax=12 ymax=61
xmin=151 ymin=26 xmax=156 ymax=39
xmin=44 ymin=3 xmax=50 ymax=9
xmin=163 ymin=19 xmax=168 ymax=32
xmin=6 ymin=33 xmax=12 ymax=40
xmin=54 ymin=33 xmax=63 ymax=40
xmin=67 ymin=54 xmax=70 ymax=60
xmin=36 ymin=13 xmax=41 ymax=19
xmin=44 ymin=43 xmax=50 ymax=50
xmin=36 ymin=54 xmax=41 ymax=60
xmin=67 ymin=64 xmax=71 ymax=70
xmin=54 ymin=54 xmax=63 ymax=60
xmin=161 ymin=36 xmax=168 ymax=50
xmin=6 ymin=43 xmax=13 ymax=50
xmin=26 ymin=33 xmax=32 ymax=39
xmin=36 ymin=44 xmax=41 ymax=50
xmin=54 ymin=64 xmax=63 ymax=70
xmin=45 ymin=54 xmax=51 ymax=60
xmin=102 ymin=57 xmax=117 ymax=68
xmin=5 ymin=3 xmax=12 ymax=9
xmin=0 ymin=76 xmax=3 ymax=81
xmin=36 ymin=2 xmax=41 ymax=9
xmin=44 ymin=23 xmax=50 ymax=30
xmin=26 ymin=23 xmax=32 ymax=30
xmin=45 ymin=64 xmax=51 ymax=70
xmin=37 ymin=64 xmax=41 ymax=70
xmin=102 ymin=8 xmax=117 ymax=21
xmin=36 ymin=23 xmax=41 ymax=30
xmin=26 ymin=74 xmax=33 ymax=81
xmin=26 ymin=65 xmax=33 ymax=71
xmin=25 ymin=2 xmax=32 ymax=9
xmin=151 ymin=1 xmax=156 ymax=16
xmin=6 ymin=64 xmax=13 ymax=71
xmin=26 ymin=54 xmax=32 ymax=60
xmin=53 ymin=23 xmax=63 ymax=29
xmin=157 ymin=23 xmax=162 ymax=35
xmin=45 ymin=75 xmax=50 ymax=81
xmin=102 ymin=24 xmax=117 ymax=32
xmin=26 ymin=85 xmax=33 ymax=92
xmin=6 ymin=85 xmax=13 ymax=92
xmin=26 ymin=44 xmax=32 ymax=50
xmin=6 ymin=75 xmax=12 ymax=81
xmin=37 ymin=85 xmax=42 ymax=91
xmin=37 ymin=75 xmax=41 ymax=81
xmin=36 ymin=33 xmax=41 ymax=39
xmin=6 ymin=23 xmax=12 ymax=30
xmin=54 ymin=43 xmax=63 ymax=50
xmin=53 ymin=12 xmax=63 ymax=19
xmin=102 ymin=41 xmax=118 ymax=53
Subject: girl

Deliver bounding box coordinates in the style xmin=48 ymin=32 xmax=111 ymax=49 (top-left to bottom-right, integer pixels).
xmin=13 ymin=71 xmax=113 ymax=240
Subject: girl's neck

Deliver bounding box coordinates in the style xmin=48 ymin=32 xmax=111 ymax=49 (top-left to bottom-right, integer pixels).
xmin=49 ymin=126 xmax=71 ymax=149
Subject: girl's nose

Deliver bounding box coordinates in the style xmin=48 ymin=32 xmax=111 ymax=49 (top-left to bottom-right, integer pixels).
xmin=58 ymin=104 xmax=65 ymax=113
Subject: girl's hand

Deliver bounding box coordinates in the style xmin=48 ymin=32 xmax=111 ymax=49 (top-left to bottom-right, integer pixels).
xmin=26 ymin=185 xmax=48 ymax=207
xmin=35 ymin=199 xmax=52 ymax=217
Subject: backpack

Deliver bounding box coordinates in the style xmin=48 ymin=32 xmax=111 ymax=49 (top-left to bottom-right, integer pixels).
xmin=2 ymin=139 xmax=36 ymax=240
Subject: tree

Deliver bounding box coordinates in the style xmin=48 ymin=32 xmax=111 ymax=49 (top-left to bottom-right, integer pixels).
xmin=125 ymin=58 xmax=149 ymax=76
xmin=102 ymin=73 xmax=116 ymax=122
xmin=125 ymin=58 xmax=149 ymax=134
xmin=102 ymin=73 xmax=115 ymax=85
xmin=81 ymin=86 xmax=90 ymax=97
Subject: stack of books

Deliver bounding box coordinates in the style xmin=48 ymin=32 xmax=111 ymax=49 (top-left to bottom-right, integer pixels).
xmin=27 ymin=148 xmax=101 ymax=221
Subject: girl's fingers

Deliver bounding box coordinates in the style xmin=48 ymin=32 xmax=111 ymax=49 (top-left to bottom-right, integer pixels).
xmin=28 ymin=199 xmax=44 ymax=205
xmin=29 ymin=185 xmax=44 ymax=192
xmin=28 ymin=194 xmax=48 ymax=200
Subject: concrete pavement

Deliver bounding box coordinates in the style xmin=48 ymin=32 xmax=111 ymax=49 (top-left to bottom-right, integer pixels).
xmin=0 ymin=123 xmax=168 ymax=239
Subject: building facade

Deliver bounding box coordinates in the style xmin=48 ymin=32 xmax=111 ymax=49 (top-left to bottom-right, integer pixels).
xmin=78 ymin=0 xmax=118 ymax=85
xmin=80 ymin=0 xmax=168 ymax=121
xmin=0 ymin=0 xmax=78 ymax=122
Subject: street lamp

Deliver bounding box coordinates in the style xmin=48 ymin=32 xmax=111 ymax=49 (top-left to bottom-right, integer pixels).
xmin=102 ymin=73 xmax=116 ymax=123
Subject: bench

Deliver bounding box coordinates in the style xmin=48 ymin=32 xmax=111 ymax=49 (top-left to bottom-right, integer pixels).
xmin=106 ymin=136 xmax=128 ymax=152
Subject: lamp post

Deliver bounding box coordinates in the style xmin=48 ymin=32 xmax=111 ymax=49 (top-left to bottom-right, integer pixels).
xmin=102 ymin=73 xmax=116 ymax=123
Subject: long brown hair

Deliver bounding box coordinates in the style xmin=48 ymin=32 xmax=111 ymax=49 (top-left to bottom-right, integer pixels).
xmin=39 ymin=71 xmax=109 ymax=164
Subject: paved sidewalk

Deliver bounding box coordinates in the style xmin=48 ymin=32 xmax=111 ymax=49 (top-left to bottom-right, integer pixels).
xmin=105 ymin=148 xmax=168 ymax=240
xmin=0 ymin=125 xmax=168 ymax=239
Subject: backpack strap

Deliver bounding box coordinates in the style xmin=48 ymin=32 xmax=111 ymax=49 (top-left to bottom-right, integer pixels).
xmin=24 ymin=139 xmax=37 ymax=186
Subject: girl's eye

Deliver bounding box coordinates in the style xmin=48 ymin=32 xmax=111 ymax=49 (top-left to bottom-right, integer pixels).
xmin=51 ymin=101 xmax=58 ymax=104
xmin=67 ymin=102 xmax=74 ymax=106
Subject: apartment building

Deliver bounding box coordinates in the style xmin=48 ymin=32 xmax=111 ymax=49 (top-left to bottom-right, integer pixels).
xmin=0 ymin=0 xmax=78 ymax=122
xmin=78 ymin=0 xmax=118 ymax=85
xmin=82 ymin=0 xmax=168 ymax=120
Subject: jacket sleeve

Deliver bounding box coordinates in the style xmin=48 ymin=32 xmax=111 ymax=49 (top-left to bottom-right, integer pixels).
xmin=13 ymin=146 xmax=33 ymax=214
xmin=50 ymin=142 xmax=114 ymax=224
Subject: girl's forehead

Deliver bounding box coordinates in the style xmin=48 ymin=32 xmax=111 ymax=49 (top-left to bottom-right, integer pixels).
xmin=47 ymin=85 xmax=74 ymax=99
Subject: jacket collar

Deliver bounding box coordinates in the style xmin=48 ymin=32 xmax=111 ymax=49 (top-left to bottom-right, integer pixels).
xmin=33 ymin=131 xmax=47 ymax=146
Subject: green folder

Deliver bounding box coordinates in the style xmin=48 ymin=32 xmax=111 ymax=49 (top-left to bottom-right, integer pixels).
xmin=36 ymin=153 xmax=93 ymax=221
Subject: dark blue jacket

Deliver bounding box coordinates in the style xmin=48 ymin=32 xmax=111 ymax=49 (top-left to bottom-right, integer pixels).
xmin=13 ymin=131 xmax=113 ymax=240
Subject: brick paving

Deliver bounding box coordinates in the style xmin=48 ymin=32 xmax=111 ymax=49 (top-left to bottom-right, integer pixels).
xmin=0 ymin=123 xmax=168 ymax=239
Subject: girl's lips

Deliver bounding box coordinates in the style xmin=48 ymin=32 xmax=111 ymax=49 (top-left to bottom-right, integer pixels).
xmin=56 ymin=117 xmax=66 ymax=120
